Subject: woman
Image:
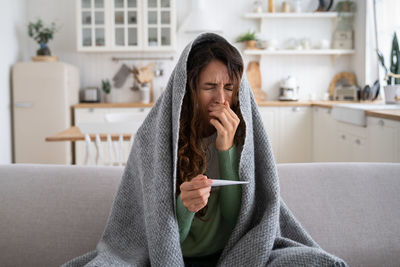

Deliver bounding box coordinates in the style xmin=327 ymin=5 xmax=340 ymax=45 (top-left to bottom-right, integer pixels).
xmin=176 ymin=40 xmax=245 ymax=266
xmin=63 ymin=33 xmax=347 ymax=267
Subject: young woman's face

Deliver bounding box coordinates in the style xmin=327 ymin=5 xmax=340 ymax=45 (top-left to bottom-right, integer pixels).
xmin=197 ymin=59 xmax=233 ymax=111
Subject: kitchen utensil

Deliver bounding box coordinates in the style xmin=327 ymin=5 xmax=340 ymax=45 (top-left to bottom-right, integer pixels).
xmin=328 ymin=72 xmax=357 ymax=100
xmin=294 ymin=0 xmax=302 ymax=12
xmin=334 ymin=85 xmax=359 ymax=101
xmin=362 ymin=85 xmax=372 ymax=100
xmin=246 ymin=61 xmax=267 ymax=101
xmin=268 ymin=0 xmax=275 ymax=12
xmin=279 ymin=76 xmax=299 ymax=101
xmin=253 ymin=0 xmax=263 ymax=13
xmin=80 ymin=87 xmax=101 ymax=103
xmin=282 ymin=1 xmax=291 ymax=12
xmin=113 ymin=64 xmax=132 ymax=88
xmin=371 ymin=80 xmax=380 ymax=100
xmin=140 ymin=83 xmax=151 ymax=104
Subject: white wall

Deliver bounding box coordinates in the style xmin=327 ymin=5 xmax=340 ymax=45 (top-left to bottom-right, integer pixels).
xmin=22 ymin=0 xmax=367 ymax=102
xmin=0 ymin=0 xmax=27 ymax=163
xmin=1 ymin=0 xmax=371 ymax=162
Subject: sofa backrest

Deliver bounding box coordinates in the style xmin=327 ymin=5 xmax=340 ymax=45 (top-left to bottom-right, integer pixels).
xmin=0 ymin=164 xmax=123 ymax=267
xmin=0 ymin=163 xmax=399 ymax=267
xmin=278 ymin=162 xmax=400 ymax=267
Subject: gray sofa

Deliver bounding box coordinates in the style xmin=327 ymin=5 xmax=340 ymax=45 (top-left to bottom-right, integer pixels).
xmin=0 ymin=163 xmax=399 ymax=267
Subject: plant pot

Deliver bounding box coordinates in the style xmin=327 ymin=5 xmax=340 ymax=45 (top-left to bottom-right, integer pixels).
xmin=37 ymin=43 xmax=51 ymax=56
xmin=103 ymin=89 xmax=115 ymax=103
xmin=245 ymin=40 xmax=258 ymax=50
xmin=384 ymin=85 xmax=400 ymax=104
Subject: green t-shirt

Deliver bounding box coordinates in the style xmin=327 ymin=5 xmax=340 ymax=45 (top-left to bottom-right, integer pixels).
xmin=176 ymin=144 xmax=241 ymax=257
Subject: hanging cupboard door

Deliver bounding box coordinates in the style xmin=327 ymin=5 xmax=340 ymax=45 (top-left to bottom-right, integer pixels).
xmin=77 ymin=0 xmax=109 ymax=51
xmin=142 ymin=0 xmax=176 ymax=51
xmin=77 ymin=0 xmax=175 ymax=51
xmin=111 ymin=0 xmax=142 ymax=50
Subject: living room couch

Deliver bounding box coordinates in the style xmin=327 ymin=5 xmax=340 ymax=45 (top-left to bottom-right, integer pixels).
xmin=0 ymin=162 xmax=399 ymax=267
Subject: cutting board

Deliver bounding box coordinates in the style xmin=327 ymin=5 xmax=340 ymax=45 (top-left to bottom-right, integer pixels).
xmin=246 ymin=61 xmax=267 ymax=101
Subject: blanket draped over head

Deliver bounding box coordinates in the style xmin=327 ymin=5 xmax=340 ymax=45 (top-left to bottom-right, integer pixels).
xmin=63 ymin=33 xmax=347 ymax=267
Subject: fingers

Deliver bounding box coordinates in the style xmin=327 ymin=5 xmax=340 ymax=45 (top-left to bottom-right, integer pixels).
xmin=185 ymin=191 xmax=211 ymax=212
xmin=209 ymin=118 xmax=226 ymax=136
xmin=183 ymin=186 xmax=212 ymax=201
xmin=208 ymin=104 xmax=239 ymax=129
xmin=180 ymin=175 xmax=212 ymax=191
xmin=180 ymin=175 xmax=212 ymax=212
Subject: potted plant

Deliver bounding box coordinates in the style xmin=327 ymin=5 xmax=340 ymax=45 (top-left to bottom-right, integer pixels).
xmin=28 ymin=19 xmax=58 ymax=58
xmin=236 ymin=30 xmax=258 ymax=50
xmin=377 ymin=32 xmax=400 ymax=104
xmin=101 ymin=79 xmax=113 ymax=103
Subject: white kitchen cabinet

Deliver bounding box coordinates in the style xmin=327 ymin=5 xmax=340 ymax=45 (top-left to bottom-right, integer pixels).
xmin=335 ymin=121 xmax=369 ymax=162
xmin=278 ymin=106 xmax=312 ymax=163
xmin=258 ymin=107 xmax=280 ymax=161
xmin=76 ymin=0 xmax=176 ymax=52
xmin=74 ymin=107 xmax=150 ymax=165
xmin=312 ymin=107 xmax=338 ymax=162
xmin=259 ymin=106 xmax=312 ymax=163
xmin=367 ymin=117 xmax=399 ymax=162
xmin=397 ymin=125 xmax=400 ymax=162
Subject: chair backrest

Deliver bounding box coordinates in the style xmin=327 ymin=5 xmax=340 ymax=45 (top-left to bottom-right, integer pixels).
xmin=77 ymin=111 xmax=150 ymax=166
xmin=104 ymin=112 xmax=147 ymax=123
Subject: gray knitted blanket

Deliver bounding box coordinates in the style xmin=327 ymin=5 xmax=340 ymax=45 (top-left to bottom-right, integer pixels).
xmin=63 ymin=33 xmax=347 ymax=267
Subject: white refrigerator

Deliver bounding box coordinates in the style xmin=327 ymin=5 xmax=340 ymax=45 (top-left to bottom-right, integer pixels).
xmin=12 ymin=62 xmax=80 ymax=164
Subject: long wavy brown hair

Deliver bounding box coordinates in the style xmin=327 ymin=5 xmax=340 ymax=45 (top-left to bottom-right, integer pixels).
xmin=177 ymin=38 xmax=245 ymax=217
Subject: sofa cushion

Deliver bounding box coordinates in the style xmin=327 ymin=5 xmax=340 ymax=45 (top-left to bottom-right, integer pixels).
xmin=0 ymin=164 xmax=123 ymax=267
xmin=1 ymin=162 xmax=399 ymax=267
xmin=278 ymin=162 xmax=400 ymax=267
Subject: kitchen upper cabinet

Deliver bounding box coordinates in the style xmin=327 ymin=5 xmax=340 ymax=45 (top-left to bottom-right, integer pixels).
xmin=312 ymin=107 xmax=337 ymax=162
xmin=76 ymin=0 xmax=176 ymax=52
xmin=79 ymin=0 xmax=108 ymax=49
xmin=367 ymin=117 xmax=399 ymax=162
xmin=278 ymin=106 xmax=312 ymax=163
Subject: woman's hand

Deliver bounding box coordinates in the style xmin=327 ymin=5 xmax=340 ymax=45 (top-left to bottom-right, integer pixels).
xmin=209 ymin=101 xmax=240 ymax=151
xmin=180 ymin=174 xmax=213 ymax=213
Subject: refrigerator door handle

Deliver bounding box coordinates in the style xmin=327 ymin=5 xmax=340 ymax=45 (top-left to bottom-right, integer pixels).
xmin=14 ymin=102 xmax=33 ymax=108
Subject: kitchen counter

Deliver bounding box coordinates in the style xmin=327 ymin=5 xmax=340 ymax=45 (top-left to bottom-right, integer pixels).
xmin=47 ymin=101 xmax=400 ymax=142
xmin=75 ymin=100 xmax=400 ymax=122
xmin=45 ymin=126 xmax=132 ymax=142
xmin=74 ymin=100 xmax=356 ymax=108
xmin=74 ymin=102 xmax=154 ymax=108
xmin=365 ymin=109 xmax=400 ymax=122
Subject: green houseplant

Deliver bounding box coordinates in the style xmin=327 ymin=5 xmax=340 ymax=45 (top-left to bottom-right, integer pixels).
xmin=28 ymin=19 xmax=58 ymax=56
xmin=377 ymin=32 xmax=400 ymax=103
xmin=101 ymin=79 xmax=113 ymax=103
xmin=236 ymin=30 xmax=258 ymax=50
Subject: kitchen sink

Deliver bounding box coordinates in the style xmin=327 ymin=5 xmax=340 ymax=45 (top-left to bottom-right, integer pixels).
xmin=331 ymin=103 xmax=400 ymax=126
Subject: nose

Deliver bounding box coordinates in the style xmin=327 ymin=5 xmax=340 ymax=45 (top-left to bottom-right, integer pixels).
xmin=215 ymin=87 xmax=225 ymax=104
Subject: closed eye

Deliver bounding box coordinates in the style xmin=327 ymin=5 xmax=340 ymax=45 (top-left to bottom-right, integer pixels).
xmin=225 ymin=84 xmax=233 ymax=91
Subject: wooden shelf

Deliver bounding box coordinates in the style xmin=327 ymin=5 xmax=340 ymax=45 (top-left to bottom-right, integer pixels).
xmin=243 ymin=12 xmax=353 ymax=19
xmin=244 ymin=49 xmax=355 ymax=56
